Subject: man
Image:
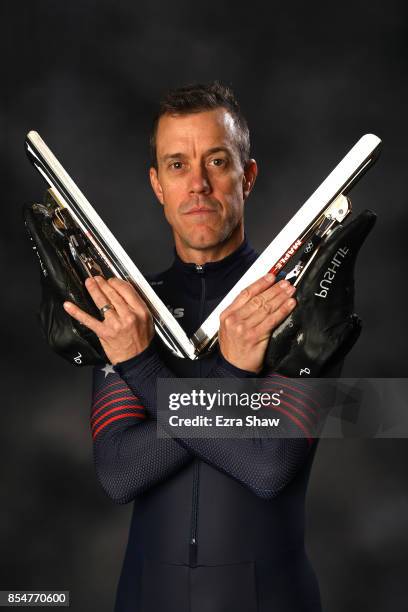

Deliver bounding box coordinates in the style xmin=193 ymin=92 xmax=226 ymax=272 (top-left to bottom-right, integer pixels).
xmin=64 ymin=82 xmax=323 ymax=611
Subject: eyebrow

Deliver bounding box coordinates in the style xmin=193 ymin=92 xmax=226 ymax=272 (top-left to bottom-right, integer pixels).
xmin=204 ymin=146 xmax=232 ymax=156
xmin=161 ymin=152 xmax=186 ymax=162
xmin=160 ymin=146 xmax=233 ymax=162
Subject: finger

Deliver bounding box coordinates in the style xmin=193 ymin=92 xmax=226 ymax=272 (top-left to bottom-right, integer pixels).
xmin=91 ymin=276 xmax=131 ymax=318
xmin=240 ymin=284 xmax=296 ymax=329
xmin=238 ymin=280 xmax=295 ymax=321
xmin=105 ymin=277 xmax=149 ymax=315
xmin=84 ymin=277 xmax=120 ymax=318
xmin=63 ymin=301 xmax=105 ymax=336
xmin=256 ymin=297 xmax=297 ymax=337
xmin=223 ymin=273 xmax=276 ymax=316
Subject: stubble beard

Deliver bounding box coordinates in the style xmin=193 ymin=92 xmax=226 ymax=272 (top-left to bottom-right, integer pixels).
xmin=177 ymin=217 xmax=240 ymax=252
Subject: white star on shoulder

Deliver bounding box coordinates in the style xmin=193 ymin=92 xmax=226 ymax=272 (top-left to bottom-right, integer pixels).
xmin=101 ymin=363 xmax=116 ymax=378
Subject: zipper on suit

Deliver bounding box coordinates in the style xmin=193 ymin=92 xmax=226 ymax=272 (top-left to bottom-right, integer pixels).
xmin=189 ymin=263 xmax=206 ymax=566
xmin=189 ymin=460 xmax=200 ymax=566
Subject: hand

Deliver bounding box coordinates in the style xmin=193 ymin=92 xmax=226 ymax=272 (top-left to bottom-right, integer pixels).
xmin=63 ymin=276 xmax=154 ymax=365
xmin=218 ymin=273 xmax=297 ymax=373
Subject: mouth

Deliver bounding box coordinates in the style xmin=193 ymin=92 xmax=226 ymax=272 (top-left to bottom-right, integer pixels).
xmin=184 ymin=207 xmax=217 ymax=215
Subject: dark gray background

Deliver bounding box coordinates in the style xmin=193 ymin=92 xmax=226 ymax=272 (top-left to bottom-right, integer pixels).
xmin=1 ymin=1 xmax=407 ymax=610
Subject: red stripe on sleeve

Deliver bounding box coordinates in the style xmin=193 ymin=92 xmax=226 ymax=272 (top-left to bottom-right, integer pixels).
xmin=93 ymin=380 xmax=124 ymax=401
xmin=91 ymin=396 xmax=144 ymax=421
xmin=261 ymin=380 xmax=321 ymax=410
xmin=277 ymin=399 xmax=315 ymax=426
xmin=91 ymin=405 xmax=145 ymax=430
xmin=264 ymin=404 xmax=313 ymax=444
xmin=92 ymin=412 xmax=146 ymax=440
xmin=260 ymin=387 xmax=318 ymax=417
xmin=93 ymin=387 xmax=142 ymax=410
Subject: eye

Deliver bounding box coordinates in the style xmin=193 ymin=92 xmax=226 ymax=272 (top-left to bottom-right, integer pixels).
xmin=169 ymin=161 xmax=183 ymax=170
xmin=210 ymin=158 xmax=226 ymax=167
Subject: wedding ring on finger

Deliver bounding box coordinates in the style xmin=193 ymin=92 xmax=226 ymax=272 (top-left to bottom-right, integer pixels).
xmin=99 ymin=303 xmax=114 ymax=319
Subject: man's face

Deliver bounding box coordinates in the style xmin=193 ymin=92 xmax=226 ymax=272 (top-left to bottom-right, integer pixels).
xmin=150 ymin=108 xmax=256 ymax=252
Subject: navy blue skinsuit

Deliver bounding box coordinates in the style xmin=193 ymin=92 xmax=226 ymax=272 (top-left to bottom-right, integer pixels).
xmin=90 ymin=238 xmax=323 ymax=612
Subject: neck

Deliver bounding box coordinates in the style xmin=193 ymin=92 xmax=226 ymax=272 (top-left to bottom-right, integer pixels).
xmin=174 ymin=224 xmax=245 ymax=265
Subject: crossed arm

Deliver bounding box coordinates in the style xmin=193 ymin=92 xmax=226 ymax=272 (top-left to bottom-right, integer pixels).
xmin=66 ymin=274 xmax=320 ymax=503
xmin=90 ymin=348 xmax=320 ymax=503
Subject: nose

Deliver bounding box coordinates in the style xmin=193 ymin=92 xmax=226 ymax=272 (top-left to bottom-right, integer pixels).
xmin=189 ymin=163 xmax=211 ymax=195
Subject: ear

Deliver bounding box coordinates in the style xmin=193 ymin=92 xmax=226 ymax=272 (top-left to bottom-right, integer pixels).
xmin=242 ymin=159 xmax=258 ymax=199
xmin=149 ymin=167 xmax=165 ymax=205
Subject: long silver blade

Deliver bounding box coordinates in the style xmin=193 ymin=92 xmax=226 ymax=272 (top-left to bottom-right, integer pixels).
xmin=25 ymin=130 xmax=198 ymax=360
xmin=193 ymin=134 xmax=382 ymax=354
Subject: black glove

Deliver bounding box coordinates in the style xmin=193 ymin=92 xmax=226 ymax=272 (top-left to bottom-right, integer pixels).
xmin=24 ymin=201 xmax=107 ymax=367
xmin=264 ymin=209 xmax=377 ymax=377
